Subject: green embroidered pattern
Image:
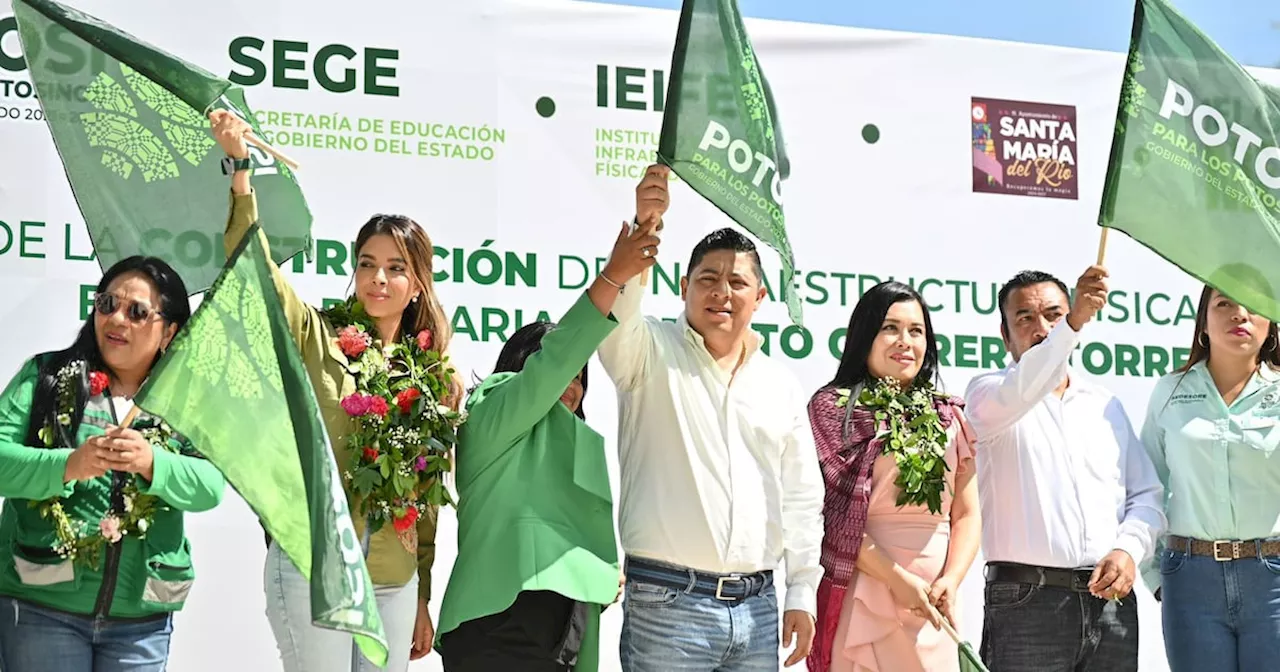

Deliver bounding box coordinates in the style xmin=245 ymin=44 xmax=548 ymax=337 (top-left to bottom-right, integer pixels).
xmin=80 ymin=111 xmax=178 ymax=183
xmin=119 ymin=64 xmax=217 ymax=167
xmin=78 ymin=63 xmax=220 ymax=183
xmin=1118 ymin=50 xmax=1147 ymax=135
xmin=82 ymin=72 xmax=137 ymax=117
xmin=738 ymin=44 xmax=775 ymax=148
xmin=99 ymin=149 xmax=134 ymax=180
xmin=240 ymin=279 xmax=282 ymax=390
xmin=167 ymin=262 xmax=279 ymax=401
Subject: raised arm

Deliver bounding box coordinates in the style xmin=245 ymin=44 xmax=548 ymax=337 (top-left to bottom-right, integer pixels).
xmin=211 ymin=110 xmax=319 ymax=348
xmin=464 ymin=223 xmax=658 ymax=466
xmin=964 ymin=265 xmax=1108 ymax=436
xmin=598 ymin=164 xmax=669 ymax=391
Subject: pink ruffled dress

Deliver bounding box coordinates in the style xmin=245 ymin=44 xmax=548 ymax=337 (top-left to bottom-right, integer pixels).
xmin=828 ymin=419 xmax=975 ymax=672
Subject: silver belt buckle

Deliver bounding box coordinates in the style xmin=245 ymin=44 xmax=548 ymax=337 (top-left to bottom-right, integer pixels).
xmin=715 ymin=575 xmax=744 ymax=600
xmin=1212 ymin=540 xmax=1242 ymax=562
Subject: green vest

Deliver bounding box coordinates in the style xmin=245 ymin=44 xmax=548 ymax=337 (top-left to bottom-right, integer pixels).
xmin=0 ymin=356 xmax=226 ymax=618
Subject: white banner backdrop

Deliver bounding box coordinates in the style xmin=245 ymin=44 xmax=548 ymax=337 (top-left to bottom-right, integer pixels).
xmin=3 ymin=0 xmax=1280 ymax=669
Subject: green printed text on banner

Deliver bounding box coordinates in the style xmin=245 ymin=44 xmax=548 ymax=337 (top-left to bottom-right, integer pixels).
xmin=1100 ymin=0 xmax=1280 ymax=320
xmin=11 ymin=0 xmax=311 ymax=293
xmin=133 ymin=224 xmax=388 ymax=666
xmin=657 ymin=0 xmax=801 ymax=324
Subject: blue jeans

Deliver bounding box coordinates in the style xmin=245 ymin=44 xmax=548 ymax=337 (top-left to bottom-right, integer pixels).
xmin=0 ymin=596 xmax=173 ymax=672
xmin=1159 ymin=544 xmax=1280 ymax=671
xmin=619 ymin=565 xmax=779 ymax=672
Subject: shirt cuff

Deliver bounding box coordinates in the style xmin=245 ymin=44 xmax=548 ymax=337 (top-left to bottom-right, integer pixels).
xmin=1113 ymin=533 xmax=1149 ymax=567
xmin=1139 ymin=539 xmax=1164 ymax=595
xmin=49 ymin=450 xmax=75 ymax=498
xmin=782 ymin=581 xmax=817 ymax=616
xmin=417 ymin=567 xmax=432 ymax=602
xmin=139 ymin=448 xmax=174 ymax=496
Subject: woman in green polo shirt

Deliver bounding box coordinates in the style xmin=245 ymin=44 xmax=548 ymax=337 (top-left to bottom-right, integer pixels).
xmin=435 ymin=219 xmax=661 ymax=672
xmin=1140 ymin=282 xmax=1280 ymax=672
xmin=0 ymin=255 xmax=225 ymax=672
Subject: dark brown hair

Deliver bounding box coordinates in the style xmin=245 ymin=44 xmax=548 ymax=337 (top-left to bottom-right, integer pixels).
xmin=354 ymin=215 xmax=451 ymax=354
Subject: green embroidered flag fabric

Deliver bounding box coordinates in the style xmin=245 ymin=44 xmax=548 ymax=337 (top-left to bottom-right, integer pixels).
xmin=133 ymin=224 xmax=388 ymax=666
xmin=1100 ymin=0 xmax=1280 ymax=320
xmin=657 ymin=0 xmax=801 ymax=325
xmin=11 ymin=0 xmax=311 ymax=294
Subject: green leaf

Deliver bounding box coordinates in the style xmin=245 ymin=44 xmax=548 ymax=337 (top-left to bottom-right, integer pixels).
xmin=393 ymin=471 xmax=413 ymax=497
xmin=352 ymin=468 xmax=383 ymax=493
xmin=378 ymin=456 xmax=391 ymax=479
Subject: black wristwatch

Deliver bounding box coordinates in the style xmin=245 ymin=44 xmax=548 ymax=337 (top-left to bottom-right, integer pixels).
xmin=221 ymin=156 xmax=253 ymax=175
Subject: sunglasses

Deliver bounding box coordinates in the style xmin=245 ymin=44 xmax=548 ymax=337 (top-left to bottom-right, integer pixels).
xmin=94 ymin=294 xmax=163 ymax=324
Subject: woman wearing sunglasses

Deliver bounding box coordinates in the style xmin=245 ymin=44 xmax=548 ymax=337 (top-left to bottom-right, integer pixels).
xmin=0 ymin=256 xmax=226 ymax=672
xmin=212 ymin=111 xmax=462 ymax=672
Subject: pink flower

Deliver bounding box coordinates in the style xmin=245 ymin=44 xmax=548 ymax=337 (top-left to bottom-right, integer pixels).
xmin=368 ymin=396 xmax=389 ymax=418
xmin=340 ymin=393 xmax=373 ymax=417
xmin=414 ymin=456 xmax=428 ymax=472
xmin=416 ymin=329 xmax=433 ymax=352
xmin=99 ymin=515 xmax=122 ymax=544
xmin=337 ymin=325 xmax=371 ymax=359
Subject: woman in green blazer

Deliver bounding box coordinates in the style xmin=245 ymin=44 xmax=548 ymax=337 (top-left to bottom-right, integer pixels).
xmin=435 ymin=218 xmax=662 ymax=671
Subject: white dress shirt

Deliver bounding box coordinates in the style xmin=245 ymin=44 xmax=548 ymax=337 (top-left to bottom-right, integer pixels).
xmin=596 ymin=272 xmax=825 ymax=615
xmin=964 ymin=320 xmax=1166 ymax=569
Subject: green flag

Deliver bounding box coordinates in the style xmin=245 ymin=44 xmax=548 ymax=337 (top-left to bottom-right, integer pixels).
xmin=958 ymin=640 xmax=989 ymax=672
xmin=132 ymin=225 xmax=388 ymax=666
xmin=11 ymin=0 xmax=311 ymax=293
xmin=1100 ymin=0 xmax=1280 ymax=319
xmin=658 ymin=0 xmax=801 ymax=325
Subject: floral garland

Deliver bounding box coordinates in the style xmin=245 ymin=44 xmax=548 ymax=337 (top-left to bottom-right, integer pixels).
xmin=836 ymin=377 xmax=952 ymax=515
xmin=32 ymin=361 xmax=177 ymax=568
xmin=324 ymin=298 xmax=464 ymax=552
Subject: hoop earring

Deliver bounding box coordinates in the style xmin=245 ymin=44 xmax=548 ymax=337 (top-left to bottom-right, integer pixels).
xmin=1198 ymin=332 xmax=1209 ymax=347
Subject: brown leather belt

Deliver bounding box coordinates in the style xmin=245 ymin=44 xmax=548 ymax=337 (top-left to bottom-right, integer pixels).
xmin=1166 ymin=534 xmax=1280 ymax=561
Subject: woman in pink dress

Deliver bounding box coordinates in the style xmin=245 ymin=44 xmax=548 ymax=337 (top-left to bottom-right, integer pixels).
xmin=806 ymin=281 xmax=981 ymax=672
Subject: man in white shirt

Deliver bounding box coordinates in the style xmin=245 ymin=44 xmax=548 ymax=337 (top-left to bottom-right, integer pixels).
xmin=964 ymin=266 xmax=1166 ymax=672
xmin=597 ymin=164 xmax=824 ymax=672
